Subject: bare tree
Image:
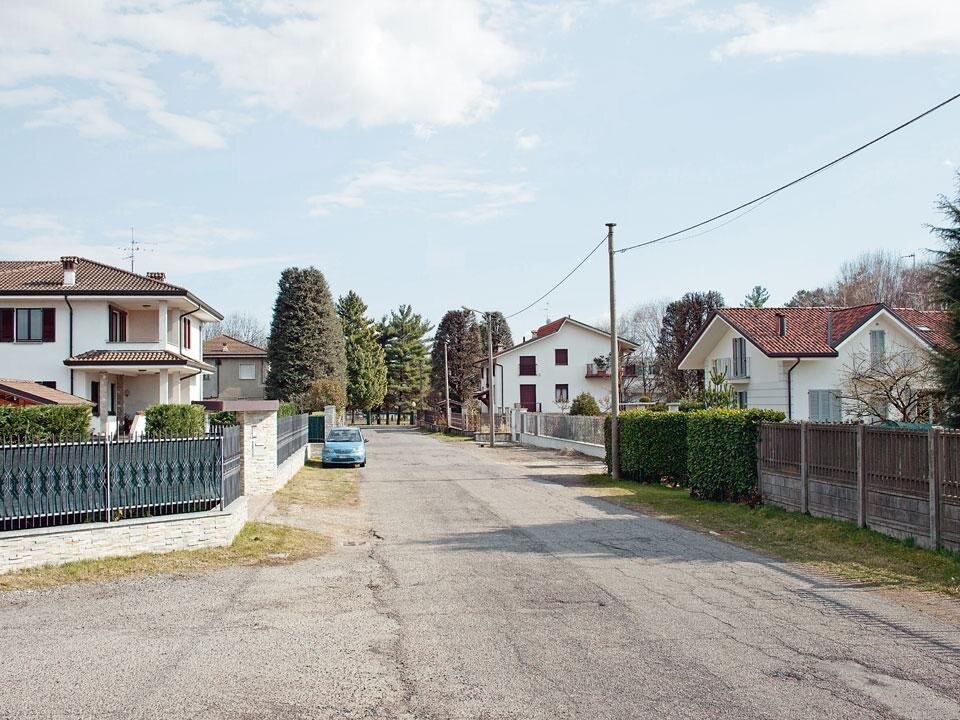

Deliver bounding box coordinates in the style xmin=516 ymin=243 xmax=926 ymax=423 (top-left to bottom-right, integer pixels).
xmin=615 ymin=298 xmax=669 ymax=399
xmin=203 ymin=312 xmax=269 ymax=348
xmin=838 ymin=344 xmax=937 ymax=422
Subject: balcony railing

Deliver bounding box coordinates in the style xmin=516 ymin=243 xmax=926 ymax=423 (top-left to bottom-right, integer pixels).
xmin=585 ymin=363 xmax=638 ymax=379
xmin=712 ymin=357 xmax=750 ymax=381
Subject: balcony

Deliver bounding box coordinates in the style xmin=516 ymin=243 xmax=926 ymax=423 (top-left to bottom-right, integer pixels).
xmin=711 ymin=357 xmax=750 ymax=382
xmin=585 ymin=363 xmax=638 ymax=379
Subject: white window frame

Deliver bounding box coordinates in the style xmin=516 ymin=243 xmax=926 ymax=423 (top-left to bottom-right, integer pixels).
xmin=238 ymin=362 xmax=256 ymax=380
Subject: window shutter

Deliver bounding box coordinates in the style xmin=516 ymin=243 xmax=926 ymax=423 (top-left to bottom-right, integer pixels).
xmin=829 ymin=391 xmax=842 ymax=422
xmin=42 ymin=308 xmax=56 ymax=342
xmin=0 ymin=309 xmax=12 ymax=342
xmin=809 ymin=390 xmax=821 ymax=422
xmin=120 ymin=311 xmax=127 ymax=341
xmin=869 ymin=330 xmax=885 ymax=364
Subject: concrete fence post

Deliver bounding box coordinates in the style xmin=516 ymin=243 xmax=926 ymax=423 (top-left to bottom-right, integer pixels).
xmin=856 ymin=424 xmax=867 ymax=528
xmin=324 ymin=405 xmax=336 ymax=439
xmin=535 ymin=412 xmax=541 ymax=437
xmin=799 ymin=421 xmax=809 ymax=514
xmin=929 ymin=427 xmax=941 ymax=549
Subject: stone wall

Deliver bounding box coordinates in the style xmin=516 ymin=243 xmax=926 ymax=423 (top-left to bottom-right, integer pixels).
xmin=277 ymin=445 xmax=306 ymax=487
xmin=0 ymin=497 xmax=247 ymax=575
xmin=238 ymin=409 xmax=279 ymax=495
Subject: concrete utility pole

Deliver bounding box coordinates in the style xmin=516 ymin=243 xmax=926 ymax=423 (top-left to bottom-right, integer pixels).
xmin=486 ymin=312 xmax=496 ymax=448
xmin=444 ymin=340 xmax=452 ymax=428
xmin=607 ymin=222 xmax=621 ymax=480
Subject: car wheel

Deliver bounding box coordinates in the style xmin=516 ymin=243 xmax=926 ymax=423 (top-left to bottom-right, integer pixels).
xmin=360 ymin=461 xmax=366 ymax=468
xmin=321 ymin=462 xmax=328 ymax=469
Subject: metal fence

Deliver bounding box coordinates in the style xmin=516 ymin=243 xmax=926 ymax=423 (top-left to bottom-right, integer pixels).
xmin=0 ymin=434 xmax=227 ymax=532
xmin=522 ymin=412 xmax=605 ymax=446
xmin=221 ymin=425 xmax=242 ymax=508
xmin=759 ymin=421 xmax=960 ymax=551
xmin=277 ymin=413 xmax=309 ymax=465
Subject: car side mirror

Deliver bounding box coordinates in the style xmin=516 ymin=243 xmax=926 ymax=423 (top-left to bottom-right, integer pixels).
xmin=364 ymin=438 xmax=369 ymax=443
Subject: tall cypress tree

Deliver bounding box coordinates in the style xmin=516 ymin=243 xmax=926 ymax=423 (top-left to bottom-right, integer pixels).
xmin=336 ymin=291 xmax=387 ymax=412
xmin=430 ymin=310 xmax=483 ymax=404
xmin=478 ymin=311 xmax=514 ymax=352
xmin=931 ymin=178 xmax=960 ymax=426
xmin=379 ymin=305 xmax=432 ymax=415
xmin=265 ymin=267 xmax=346 ymax=402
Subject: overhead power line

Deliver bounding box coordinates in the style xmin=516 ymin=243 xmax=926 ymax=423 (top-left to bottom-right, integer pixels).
xmin=616 ymin=89 xmax=960 ymax=254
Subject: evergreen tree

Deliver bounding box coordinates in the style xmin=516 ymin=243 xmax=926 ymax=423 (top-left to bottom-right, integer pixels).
xmin=478 ymin=311 xmax=514 ymax=351
xmin=931 ymin=177 xmax=960 ymax=426
xmin=265 ymin=267 xmax=346 ymax=402
xmin=379 ymin=305 xmax=432 ymax=416
xmin=430 ymin=310 xmax=483 ymax=404
xmin=336 ymin=291 xmax=387 ymax=412
xmin=742 ymin=285 xmax=770 ymax=308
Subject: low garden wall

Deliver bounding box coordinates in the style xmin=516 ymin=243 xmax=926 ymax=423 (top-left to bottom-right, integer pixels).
xmin=0 ymin=496 xmax=247 ymax=574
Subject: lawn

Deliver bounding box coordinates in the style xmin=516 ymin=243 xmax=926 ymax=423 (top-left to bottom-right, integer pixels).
xmin=419 ymin=429 xmax=473 ymax=442
xmin=0 ymin=522 xmax=330 ymax=592
xmin=585 ymin=474 xmax=960 ymax=597
xmin=274 ymin=461 xmax=360 ymax=508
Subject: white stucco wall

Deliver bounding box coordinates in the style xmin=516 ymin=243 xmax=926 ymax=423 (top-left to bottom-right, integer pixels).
xmin=491 ymin=322 xmax=626 ymax=411
xmin=701 ymin=325 xmax=789 ymax=415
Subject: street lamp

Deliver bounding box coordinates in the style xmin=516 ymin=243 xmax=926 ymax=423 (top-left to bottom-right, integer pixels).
xmin=463 ymin=306 xmax=496 ymax=447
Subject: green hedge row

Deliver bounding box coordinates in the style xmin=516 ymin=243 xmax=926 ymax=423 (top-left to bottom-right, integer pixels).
xmin=145 ymin=404 xmax=205 ymax=437
xmin=606 ymin=407 xmax=785 ymax=501
xmin=0 ymin=405 xmax=91 ymax=441
xmin=278 ymin=402 xmax=298 ymax=418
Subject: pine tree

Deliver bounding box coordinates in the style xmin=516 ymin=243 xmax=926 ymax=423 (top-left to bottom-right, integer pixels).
xmin=379 ymin=305 xmax=432 ymax=417
xmin=265 ymin=267 xmax=346 ymax=402
xmin=430 ymin=310 xmax=483 ymax=404
xmin=336 ymin=291 xmax=387 ymax=412
xmin=478 ymin=311 xmax=514 ymax=351
xmin=931 ymin=178 xmax=960 ymax=426
xmin=742 ymin=285 xmax=770 ymax=308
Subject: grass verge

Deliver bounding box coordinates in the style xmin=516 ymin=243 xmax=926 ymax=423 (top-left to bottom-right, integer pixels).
xmin=0 ymin=522 xmax=330 ymax=593
xmin=585 ymin=474 xmax=960 ymax=597
xmin=419 ymin=428 xmax=473 ymax=442
xmin=274 ymin=461 xmax=360 ymax=508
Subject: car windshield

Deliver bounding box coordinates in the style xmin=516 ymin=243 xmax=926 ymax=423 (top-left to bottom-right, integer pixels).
xmin=327 ymin=429 xmax=361 ymax=443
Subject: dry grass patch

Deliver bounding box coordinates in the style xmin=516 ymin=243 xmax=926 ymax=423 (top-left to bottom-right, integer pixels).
xmin=275 ymin=461 xmax=360 ymax=508
xmin=0 ymin=522 xmax=329 ymax=593
xmin=419 ymin=429 xmax=473 ymax=442
xmin=585 ymin=475 xmax=960 ymax=597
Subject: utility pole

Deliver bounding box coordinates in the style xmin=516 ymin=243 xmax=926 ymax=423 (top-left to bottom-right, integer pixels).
xmin=486 ymin=311 xmax=496 ymax=447
xmin=607 ymin=222 xmax=621 ymax=480
xmin=444 ymin=340 xmax=452 ymax=428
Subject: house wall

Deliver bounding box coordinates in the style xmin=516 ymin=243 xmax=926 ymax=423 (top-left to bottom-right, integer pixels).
xmin=493 ymin=323 xmax=623 ymax=411
xmin=204 ymin=357 xmax=267 ymax=400
xmin=701 ymin=325 xmax=788 ymax=414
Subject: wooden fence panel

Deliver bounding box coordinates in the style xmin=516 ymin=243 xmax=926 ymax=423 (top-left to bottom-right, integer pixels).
xmin=940 ymin=430 xmax=960 ymax=548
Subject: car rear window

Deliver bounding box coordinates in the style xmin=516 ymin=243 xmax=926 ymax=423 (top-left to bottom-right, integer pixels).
xmin=328 ymin=429 xmax=361 ymax=442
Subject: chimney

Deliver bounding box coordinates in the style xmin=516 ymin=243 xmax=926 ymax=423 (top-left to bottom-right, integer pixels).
xmin=775 ymin=312 xmax=786 ymax=337
xmin=60 ymin=256 xmax=78 ymax=286
xmin=827 ymin=311 xmax=833 ymax=346
xmin=146 ymin=271 xmax=166 ymax=282
xmin=222 ymin=342 xmax=228 ymax=353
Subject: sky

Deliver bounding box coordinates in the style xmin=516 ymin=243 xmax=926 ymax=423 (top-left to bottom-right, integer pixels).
xmin=0 ymin=0 xmax=958 ymax=338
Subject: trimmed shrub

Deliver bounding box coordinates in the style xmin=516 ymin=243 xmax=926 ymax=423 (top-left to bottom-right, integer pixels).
xmin=686 ymin=408 xmax=785 ymax=501
xmin=605 ymin=410 xmax=688 ymax=484
xmin=0 ymin=405 xmax=91 ymax=441
xmin=145 ymin=404 xmax=205 ymax=437
xmin=570 ymin=392 xmax=601 ymax=416
xmin=207 ymin=411 xmax=237 ymax=427
xmin=278 ymin=402 xmax=298 ymax=418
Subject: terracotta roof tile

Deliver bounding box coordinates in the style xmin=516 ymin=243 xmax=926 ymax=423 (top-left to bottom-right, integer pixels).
xmin=64 ymin=350 xmax=213 ymax=370
xmin=532 ymin=318 xmax=566 ymax=338
xmin=202 ymin=334 xmax=267 ymax=357
xmin=0 ymin=379 xmax=92 ymax=406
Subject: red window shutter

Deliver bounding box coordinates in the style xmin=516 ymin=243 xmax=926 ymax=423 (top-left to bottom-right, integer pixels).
xmin=0 ymin=309 xmax=13 ymax=342
xmin=42 ymin=308 xmax=56 ymax=342
xmin=555 ymin=349 xmax=568 ymax=365
xmin=120 ymin=311 xmax=127 ymax=341
xmin=519 ymin=356 xmax=537 ymax=376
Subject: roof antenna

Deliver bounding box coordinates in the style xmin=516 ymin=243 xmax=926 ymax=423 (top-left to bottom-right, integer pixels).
xmin=120 ymin=227 xmax=153 ymax=272
xmin=544 ymin=301 xmax=550 ymax=324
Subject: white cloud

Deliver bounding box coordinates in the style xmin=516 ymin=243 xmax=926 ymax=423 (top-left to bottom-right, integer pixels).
xmin=0 ymin=211 xmax=277 ymax=275
xmin=0 ymin=0 xmax=526 ymax=146
xmin=702 ymin=1 xmax=960 ymax=58
xmin=516 ymin=130 xmax=541 ymax=151
xmin=308 ymin=163 xmax=535 ymax=222
xmin=514 ymin=74 xmax=576 ymax=93
xmin=24 ymin=98 xmax=127 ymax=138
xmin=0 ymin=85 xmax=60 ymax=108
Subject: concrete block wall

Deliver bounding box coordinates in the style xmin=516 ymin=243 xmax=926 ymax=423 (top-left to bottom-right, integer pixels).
xmin=0 ymin=497 xmax=247 ymax=575
xmin=277 ymin=446 xmax=306 ymax=487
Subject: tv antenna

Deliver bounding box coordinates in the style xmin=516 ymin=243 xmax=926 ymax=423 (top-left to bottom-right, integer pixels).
xmin=120 ymin=227 xmax=153 ymax=272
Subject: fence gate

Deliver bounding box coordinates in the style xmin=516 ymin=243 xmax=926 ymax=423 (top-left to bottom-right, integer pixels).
xmin=308 ymin=414 xmax=325 ymax=443
xmin=221 ymin=425 xmax=242 ymax=507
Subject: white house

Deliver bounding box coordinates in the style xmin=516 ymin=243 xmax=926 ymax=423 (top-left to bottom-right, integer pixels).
xmin=0 ymin=257 xmax=222 ymax=435
xmin=478 ymin=316 xmax=638 ymax=412
xmin=678 ymin=304 xmax=950 ymax=421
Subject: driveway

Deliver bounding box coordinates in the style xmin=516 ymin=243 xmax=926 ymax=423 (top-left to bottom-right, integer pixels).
xmin=1 ymin=428 xmax=958 ymax=719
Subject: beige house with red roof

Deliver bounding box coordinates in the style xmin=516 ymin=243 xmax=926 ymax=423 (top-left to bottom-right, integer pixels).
xmin=678 ymin=304 xmax=950 ymax=421
xmin=0 ymin=257 xmax=222 ymax=435
xmin=202 ymin=334 xmax=268 ymax=400
xmin=479 ymin=316 xmax=638 ymax=412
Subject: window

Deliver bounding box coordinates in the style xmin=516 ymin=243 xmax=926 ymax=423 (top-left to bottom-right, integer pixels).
xmin=555 ymin=349 xmax=568 ymax=366
xmin=16 ymin=308 xmax=44 ymax=341
xmin=555 ymin=384 xmax=569 ymax=403
xmin=108 ymin=306 xmax=127 ymax=342
xmin=182 ymin=317 xmax=192 ymax=349
xmin=519 ymin=355 xmax=537 ymax=376
xmin=809 ymin=389 xmax=842 ymax=422
xmin=734 ymin=390 xmax=748 ymax=409
xmin=90 ymin=381 xmax=116 ymax=416
xmin=869 ymin=329 xmax=886 ymax=366
xmin=239 ymin=362 xmax=256 ymax=380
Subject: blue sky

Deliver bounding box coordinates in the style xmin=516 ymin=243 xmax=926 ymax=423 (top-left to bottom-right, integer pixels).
xmin=1 ymin=0 xmax=958 ymax=337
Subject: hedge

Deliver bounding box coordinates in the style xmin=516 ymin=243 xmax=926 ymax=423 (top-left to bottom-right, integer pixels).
xmin=207 ymin=411 xmax=237 ymax=427
xmin=278 ymin=402 xmax=298 ymax=418
xmin=0 ymin=405 xmax=91 ymax=441
xmin=685 ymin=408 xmax=785 ymax=502
xmin=605 ymin=410 xmax=688 ymax=484
xmin=145 ymin=404 xmax=205 ymax=437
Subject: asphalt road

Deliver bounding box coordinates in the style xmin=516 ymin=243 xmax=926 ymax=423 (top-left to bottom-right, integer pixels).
xmin=1 ymin=428 xmax=959 ymax=719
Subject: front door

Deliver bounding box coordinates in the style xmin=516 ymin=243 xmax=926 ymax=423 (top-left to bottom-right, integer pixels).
xmin=519 ymin=384 xmax=537 ymax=412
